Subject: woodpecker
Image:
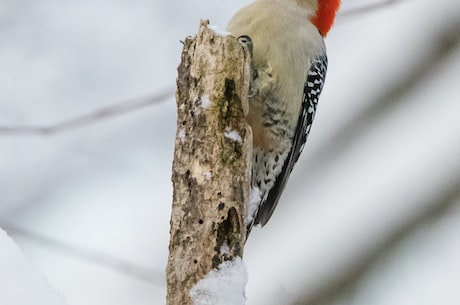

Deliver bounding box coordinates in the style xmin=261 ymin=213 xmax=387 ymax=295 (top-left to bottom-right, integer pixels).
xmin=226 ymin=0 xmax=341 ymax=232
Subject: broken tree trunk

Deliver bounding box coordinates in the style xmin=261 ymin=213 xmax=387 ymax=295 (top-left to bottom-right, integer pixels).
xmin=166 ymin=20 xmax=252 ymax=305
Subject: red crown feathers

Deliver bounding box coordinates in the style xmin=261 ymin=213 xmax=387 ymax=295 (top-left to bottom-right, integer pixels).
xmin=310 ymin=0 xmax=341 ymax=37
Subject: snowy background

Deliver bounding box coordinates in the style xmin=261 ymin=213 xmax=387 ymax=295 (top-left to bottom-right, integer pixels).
xmin=1 ymin=0 xmax=460 ymax=304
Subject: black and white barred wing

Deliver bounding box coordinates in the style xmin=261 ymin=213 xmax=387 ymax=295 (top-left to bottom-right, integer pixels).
xmin=254 ymin=55 xmax=328 ymax=226
xmin=291 ymin=55 xmax=328 ymax=164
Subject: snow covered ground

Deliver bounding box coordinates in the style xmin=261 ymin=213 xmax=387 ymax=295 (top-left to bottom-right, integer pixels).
xmin=0 ymin=228 xmax=66 ymax=305
xmin=1 ymin=0 xmax=460 ymax=304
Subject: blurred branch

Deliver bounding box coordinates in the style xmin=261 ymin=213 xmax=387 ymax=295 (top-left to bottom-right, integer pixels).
xmin=0 ymin=1 xmax=412 ymax=138
xmin=294 ymin=19 xmax=460 ymax=305
xmin=0 ymin=85 xmax=174 ymax=136
xmin=1 ymin=222 xmax=165 ymax=287
xmin=339 ymin=0 xmax=410 ymax=19
xmin=303 ymin=19 xmax=460 ymax=175
xmin=295 ymin=168 xmax=460 ymax=305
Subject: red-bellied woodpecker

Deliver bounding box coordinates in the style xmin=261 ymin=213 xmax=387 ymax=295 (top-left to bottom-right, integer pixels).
xmin=226 ymin=0 xmax=341 ymax=232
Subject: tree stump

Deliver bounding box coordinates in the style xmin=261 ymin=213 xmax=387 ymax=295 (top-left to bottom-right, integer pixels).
xmin=166 ymin=20 xmax=252 ymax=305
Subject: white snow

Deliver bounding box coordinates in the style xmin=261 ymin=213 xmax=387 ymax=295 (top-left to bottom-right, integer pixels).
xmin=247 ymin=187 xmax=261 ymax=224
xmin=204 ymin=171 xmax=212 ymax=180
xmin=224 ymin=127 xmax=242 ymax=143
xmin=201 ymin=95 xmax=211 ymax=109
xmin=220 ymin=242 xmax=230 ymax=256
xmin=0 ymin=228 xmax=67 ymax=305
xmin=189 ymin=257 xmax=247 ymax=305
xmin=178 ymin=128 xmax=186 ymax=143
xmin=207 ymin=24 xmax=230 ymax=37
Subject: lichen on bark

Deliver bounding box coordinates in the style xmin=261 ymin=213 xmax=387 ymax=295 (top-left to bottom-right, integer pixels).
xmin=166 ymin=20 xmax=252 ymax=305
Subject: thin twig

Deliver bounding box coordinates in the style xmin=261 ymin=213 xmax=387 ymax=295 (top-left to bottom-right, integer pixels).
xmin=339 ymin=0 xmax=409 ymax=19
xmin=1 ymin=222 xmax=165 ymax=286
xmin=0 ymin=85 xmax=174 ymax=136
xmin=0 ymin=2 xmax=409 ymax=137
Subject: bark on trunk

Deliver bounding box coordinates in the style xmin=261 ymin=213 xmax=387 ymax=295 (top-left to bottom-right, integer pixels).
xmin=166 ymin=20 xmax=252 ymax=305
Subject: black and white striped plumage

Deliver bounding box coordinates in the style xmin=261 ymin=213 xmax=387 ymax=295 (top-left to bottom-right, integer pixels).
xmin=251 ymin=55 xmax=328 ymax=229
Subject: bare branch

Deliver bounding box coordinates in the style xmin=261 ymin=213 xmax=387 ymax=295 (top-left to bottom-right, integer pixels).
xmin=339 ymin=0 xmax=410 ymax=19
xmin=1 ymin=222 xmax=165 ymax=286
xmin=295 ymin=175 xmax=460 ymax=305
xmin=0 ymin=1 xmax=410 ymax=138
xmin=0 ymin=85 xmax=174 ymax=136
xmin=293 ymin=19 xmax=460 ymax=305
